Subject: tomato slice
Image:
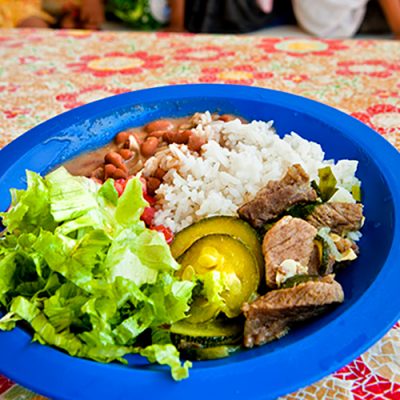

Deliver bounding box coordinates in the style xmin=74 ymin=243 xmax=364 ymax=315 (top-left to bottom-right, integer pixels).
xmin=141 ymin=207 xmax=155 ymax=226
xmin=114 ymin=179 xmax=126 ymax=197
xmin=151 ymin=224 xmax=174 ymax=244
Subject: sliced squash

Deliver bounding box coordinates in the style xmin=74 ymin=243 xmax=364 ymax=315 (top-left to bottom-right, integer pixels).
xmin=170 ymin=318 xmax=243 ymax=349
xmin=282 ymin=274 xmax=319 ymax=288
xmin=314 ymin=237 xmax=332 ymax=275
xmin=171 ymin=216 xmax=264 ymax=280
xmin=178 ymin=234 xmax=260 ymax=321
xmin=180 ymin=345 xmax=240 ymax=360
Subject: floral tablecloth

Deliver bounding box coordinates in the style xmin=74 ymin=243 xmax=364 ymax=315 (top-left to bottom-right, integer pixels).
xmin=0 ymin=29 xmax=399 ymax=400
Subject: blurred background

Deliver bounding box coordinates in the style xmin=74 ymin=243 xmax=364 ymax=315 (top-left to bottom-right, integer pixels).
xmin=0 ymin=0 xmax=398 ymax=39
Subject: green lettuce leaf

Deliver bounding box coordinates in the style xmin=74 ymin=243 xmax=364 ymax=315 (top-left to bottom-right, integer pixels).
xmin=43 ymin=283 xmax=88 ymax=332
xmin=108 ymin=247 xmax=159 ymax=287
xmin=11 ymin=296 xmax=131 ymax=362
xmin=139 ymin=344 xmax=192 ymax=381
xmin=0 ymin=253 xmax=17 ymax=306
xmin=151 ymin=327 xmax=172 ymax=345
xmin=113 ymin=302 xmax=154 ymax=345
xmin=201 ymin=270 xmax=227 ymax=311
xmin=0 ymin=171 xmax=56 ymax=234
xmin=0 ymin=168 xmax=193 ymax=379
xmin=128 ymin=229 xmax=179 ymax=272
xmin=46 ymin=167 xmax=99 ymax=223
xmin=115 ymin=178 xmax=148 ymax=226
xmin=98 ymin=179 xmax=119 ymax=207
xmin=0 ymin=311 xmax=21 ymax=330
xmin=146 ymin=273 xmax=194 ymax=326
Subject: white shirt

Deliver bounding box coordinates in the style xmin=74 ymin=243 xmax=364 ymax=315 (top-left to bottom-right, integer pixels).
xmin=292 ymin=0 xmax=369 ymax=38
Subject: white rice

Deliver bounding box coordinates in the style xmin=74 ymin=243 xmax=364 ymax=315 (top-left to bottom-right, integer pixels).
xmin=143 ymin=112 xmax=360 ymax=232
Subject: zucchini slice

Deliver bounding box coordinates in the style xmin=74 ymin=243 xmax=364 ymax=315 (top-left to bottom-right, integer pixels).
xmin=281 ymin=274 xmax=319 ymax=288
xmin=171 ymin=216 xmax=264 ymax=280
xmin=178 ymin=234 xmax=260 ymax=320
xmin=315 ymin=234 xmax=337 ymax=275
xmin=180 ymin=345 xmax=240 ymax=361
xmin=171 ymin=319 xmax=243 ymax=349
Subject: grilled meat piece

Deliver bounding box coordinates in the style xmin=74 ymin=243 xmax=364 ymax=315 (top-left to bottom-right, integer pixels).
xmin=242 ymin=275 xmax=344 ymax=348
xmin=307 ymin=202 xmax=363 ymax=235
xmin=262 ymin=216 xmax=318 ymax=288
xmin=238 ymin=164 xmax=317 ymax=228
xmin=307 ymin=243 xmax=323 ymax=276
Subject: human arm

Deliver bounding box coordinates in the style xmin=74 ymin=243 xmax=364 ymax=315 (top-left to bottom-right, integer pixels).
xmin=167 ymin=0 xmax=185 ymax=32
xmin=256 ymin=0 xmax=274 ymax=14
xmin=80 ymin=0 xmax=104 ymax=30
xmin=379 ymin=0 xmax=400 ymax=39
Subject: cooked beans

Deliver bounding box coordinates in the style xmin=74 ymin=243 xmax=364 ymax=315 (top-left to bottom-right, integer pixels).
xmin=141 ymin=137 xmax=159 ymax=157
xmin=119 ymin=162 xmax=128 ymax=173
xmin=104 ymin=151 xmax=124 ymax=167
xmin=154 ymin=167 xmax=167 ymax=180
xmin=219 ymin=114 xmax=236 ymax=122
xmin=164 ymin=129 xmax=192 ymax=144
xmin=163 ymin=131 xmax=176 ymax=144
xmin=188 ymin=134 xmax=206 ymax=152
xmin=104 ymin=164 xmax=117 ymax=179
xmin=104 ymin=164 xmax=128 ymax=180
xmin=148 ymin=130 xmax=168 ymax=138
xmin=145 ymin=119 xmax=174 ymax=133
xmin=69 ymin=115 xmax=222 ymax=184
xmin=176 ymin=130 xmax=192 ymax=144
xmin=118 ymin=149 xmax=133 ymax=160
xmin=112 ymin=168 xmax=128 ymax=179
xmin=114 ymin=131 xmax=130 ymax=145
xmin=164 ymin=129 xmax=192 ymax=145
xmin=147 ymin=177 xmax=161 ymax=196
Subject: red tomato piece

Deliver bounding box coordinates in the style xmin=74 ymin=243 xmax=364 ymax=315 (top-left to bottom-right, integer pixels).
xmin=151 ymin=224 xmax=174 ymax=244
xmin=141 ymin=207 xmax=155 ymax=226
xmin=114 ymin=179 xmax=126 ymax=197
xmin=143 ymin=193 xmax=156 ymax=205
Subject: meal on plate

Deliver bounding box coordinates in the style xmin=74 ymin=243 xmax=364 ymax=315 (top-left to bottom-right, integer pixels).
xmin=0 ymin=112 xmax=364 ymax=380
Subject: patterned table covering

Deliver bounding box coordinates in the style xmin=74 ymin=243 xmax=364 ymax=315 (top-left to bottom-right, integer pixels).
xmin=0 ymin=29 xmax=399 ymax=400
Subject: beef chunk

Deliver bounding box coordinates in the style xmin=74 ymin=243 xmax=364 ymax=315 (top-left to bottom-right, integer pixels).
xmin=242 ymin=275 xmax=344 ymax=348
xmin=307 ymin=202 xmax=363 ymax=235
xmin=238 ymin=164 xmax=317 ymax=228
xmin=263 ymin=216 xmax=318 ymax=288
xmin=307 ymin=243 xmax=322 ymax=276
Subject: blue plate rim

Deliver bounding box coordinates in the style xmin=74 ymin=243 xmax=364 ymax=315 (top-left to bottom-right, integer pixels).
xmin=0 ymin=84 xmax=399 ymax=400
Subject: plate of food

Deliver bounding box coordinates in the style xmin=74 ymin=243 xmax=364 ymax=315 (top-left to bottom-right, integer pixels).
xmin=0 ymin=84 xmax=399 ymax=400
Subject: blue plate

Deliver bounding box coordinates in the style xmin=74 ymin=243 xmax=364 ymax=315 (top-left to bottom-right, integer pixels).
xmin=0 ymin=84 xmax=399 ymax=400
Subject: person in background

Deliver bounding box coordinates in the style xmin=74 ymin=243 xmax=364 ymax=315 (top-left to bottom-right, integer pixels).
xmin=0 ymin=0 xmax=104 ymax=29
xmin=106 ymin=0 xmax=170 ymax=30
xmin=168 ymin=0 xmax=184 ymax=32
xmin=106 ymin=0 xmax=292 ymax=34
xmin=378 ymin=0 xmax=400 ymax=38
xmin=292 ymin=0 xmax=400 ymax=39
xmin=0 ymin=0 xmax=52 ymax=28
xmin=179 ymin=0 xmax=295 ymax=34
xmin=44 ymin=0 xmax=104 ymax=29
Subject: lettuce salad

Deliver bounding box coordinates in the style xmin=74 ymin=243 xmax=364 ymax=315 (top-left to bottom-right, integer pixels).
xmin=0 ymin=168 xmax=195 ymax=380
